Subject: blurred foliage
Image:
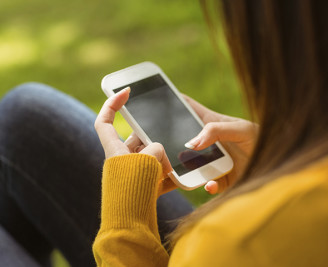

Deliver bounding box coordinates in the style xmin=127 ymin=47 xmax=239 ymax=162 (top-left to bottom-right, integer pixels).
xmin=0 ymin=0 xmax=245 ymax=266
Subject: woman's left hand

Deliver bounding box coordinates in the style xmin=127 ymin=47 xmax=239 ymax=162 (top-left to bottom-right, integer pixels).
xmin=94 ymin=87 xmax=176 ymax=195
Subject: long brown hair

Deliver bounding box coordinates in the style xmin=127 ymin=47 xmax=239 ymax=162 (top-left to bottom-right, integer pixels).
xmin=169 ymin=0 xmax=328 ymax=248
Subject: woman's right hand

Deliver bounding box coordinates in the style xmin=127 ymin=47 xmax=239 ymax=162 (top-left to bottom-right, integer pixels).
xmin=183 ymin=95 xmax=259 ymax=194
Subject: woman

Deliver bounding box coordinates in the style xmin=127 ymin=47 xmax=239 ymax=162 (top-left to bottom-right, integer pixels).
xmin=93 ymin=0 xmax=328 ymax=266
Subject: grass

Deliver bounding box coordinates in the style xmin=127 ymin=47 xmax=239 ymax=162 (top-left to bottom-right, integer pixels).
xmin=0 ymin=0 xmax=244 ymax=266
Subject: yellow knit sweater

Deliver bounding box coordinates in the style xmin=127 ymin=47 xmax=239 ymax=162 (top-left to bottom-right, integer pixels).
xmin=93 ymin=154 xmax=328 ymax=266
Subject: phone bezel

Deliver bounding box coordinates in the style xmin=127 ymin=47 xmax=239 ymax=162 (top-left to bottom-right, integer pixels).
xmin=101 ymin=61 xmax=233 ymax=190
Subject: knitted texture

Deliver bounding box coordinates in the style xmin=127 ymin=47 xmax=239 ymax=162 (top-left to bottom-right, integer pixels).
xmin=100 ymin=153 xmax=162 ymax=232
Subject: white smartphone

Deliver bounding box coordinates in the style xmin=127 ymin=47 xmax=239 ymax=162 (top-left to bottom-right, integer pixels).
xmin=101 ymin=62 xmax=233 ymax=190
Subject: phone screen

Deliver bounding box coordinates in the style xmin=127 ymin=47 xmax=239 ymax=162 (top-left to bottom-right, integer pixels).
xmin=114 ymin=74 xmax=224 ymax=176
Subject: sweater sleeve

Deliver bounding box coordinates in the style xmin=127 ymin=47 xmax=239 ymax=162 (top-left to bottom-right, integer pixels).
xmin=93 ymin=153 xmax=169 ymax=267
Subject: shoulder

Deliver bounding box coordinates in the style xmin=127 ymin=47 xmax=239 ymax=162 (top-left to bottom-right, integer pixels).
xmin=171 ymin=158 xmax=328 ymax=266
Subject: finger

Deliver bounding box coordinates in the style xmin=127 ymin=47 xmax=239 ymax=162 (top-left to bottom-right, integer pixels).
xmin=185 ymin=121 xmax=250 ymax=150
xmin=140 ymin=143 xmax=173 ymax=176
xmin=204 ymin=176 xmax=229 ymax=194
xmin=94 ymin=87 xmax=131 ymax=158
xmin=182 ymin=94 xmax=237 ymax=123
xmin=134 ymin=144 xmax=145 ymax=153
xmin=96 ymin=87 xmax=130 ymax=125
xmin=139 ymin=143 xmax=177 ymax=196
xmin=216 ymin=176 xmax=229 ymax=193
xmin=204 ymin=180 xmax=219 ymax=194
xmin=182 ymin=94 xmax=212 ymax=121
xmin=159 ymin=177 xmax=177 ymax=196
xmin=125 ymin=132 xmax=143 ymax=152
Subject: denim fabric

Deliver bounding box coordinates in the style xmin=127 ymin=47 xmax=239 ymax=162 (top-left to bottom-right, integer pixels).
xmin=0 ymin=225 xmax=40 ymax=267
xmin=0 ymin=83 xmax=193 ymax=267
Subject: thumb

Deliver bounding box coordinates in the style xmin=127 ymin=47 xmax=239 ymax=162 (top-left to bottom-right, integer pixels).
xmin=139 ymin=142 xmax=173 ymax=176
xmin=185 ymin=121 xmax=248 ymax=151
xmin=140 ymin=143 xmax=177 ymax=195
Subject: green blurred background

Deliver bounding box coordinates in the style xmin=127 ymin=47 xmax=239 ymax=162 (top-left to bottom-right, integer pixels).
xmin=0 ymin=0 xmax=244 ymax=266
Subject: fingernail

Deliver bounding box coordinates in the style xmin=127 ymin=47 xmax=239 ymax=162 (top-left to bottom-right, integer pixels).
xmin=184 ymin=142 xmax=195 ymax=149
xmin=124 ymin=87 xmax=131 ymax=93
xmin=205 ymin=181 xmax=218 ymax=194
xmin=184 ymin=136 xmax=201 ymax=149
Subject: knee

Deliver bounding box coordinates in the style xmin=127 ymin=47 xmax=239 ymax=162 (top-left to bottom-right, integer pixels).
xmin=0 ymin=83 xmax=72 ymax=161
xmin=0 ymin=82 xmax=96 ymax=146
xmin=0 ymin=83 xmax=59 ymax=142
xmin=0 ymin=82 xmax=56 ymax=115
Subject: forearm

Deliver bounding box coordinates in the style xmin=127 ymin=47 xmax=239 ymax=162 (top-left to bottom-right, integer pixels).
xmin=93 ymin=154 xmax=169 ymax=266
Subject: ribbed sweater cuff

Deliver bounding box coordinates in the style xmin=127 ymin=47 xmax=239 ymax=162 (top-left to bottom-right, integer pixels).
xmin=100 ymin=153 xmax=162 ymax=231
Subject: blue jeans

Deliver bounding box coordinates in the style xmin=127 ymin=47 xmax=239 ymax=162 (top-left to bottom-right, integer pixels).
xmin=0 ymin=83 xmax=193 ymax=267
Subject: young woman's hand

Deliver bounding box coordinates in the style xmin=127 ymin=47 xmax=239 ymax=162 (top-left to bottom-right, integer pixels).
xmin=94 ymin=88 xmax=176 ymax=195
xmin=183 ymin=95 xmax=259 ymax=194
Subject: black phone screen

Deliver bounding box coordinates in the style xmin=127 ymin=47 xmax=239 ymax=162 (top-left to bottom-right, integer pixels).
xmin=114 ymin=74 xmax=224 ymax=176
